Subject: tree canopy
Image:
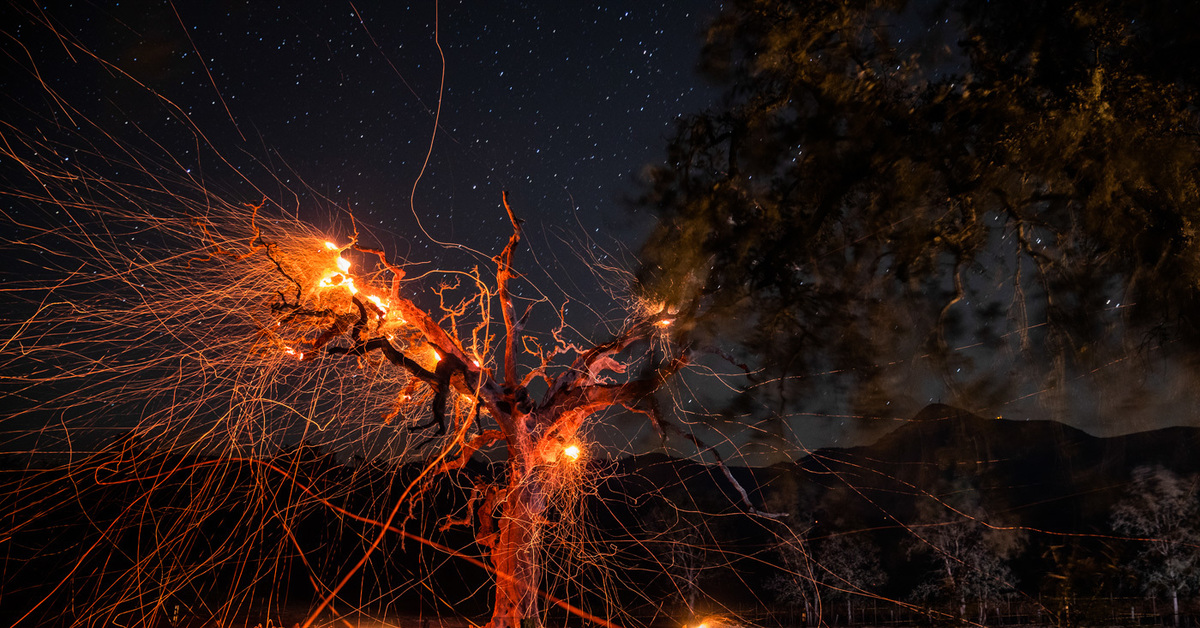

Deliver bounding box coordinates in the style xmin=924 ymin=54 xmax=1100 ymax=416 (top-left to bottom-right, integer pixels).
xmin=636 ymin=0 xmax=1200 ymax=423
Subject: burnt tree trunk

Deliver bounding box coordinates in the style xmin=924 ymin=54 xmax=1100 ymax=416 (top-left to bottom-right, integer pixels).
xmin=491 ymin=455 xmax=543 ymax=628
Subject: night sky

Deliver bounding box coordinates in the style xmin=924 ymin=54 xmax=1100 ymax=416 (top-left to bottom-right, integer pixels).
xmin=4 ymin=1 xmax=1199 ymax=460
xmin=7 ymin=1 xmax=721 ymax=278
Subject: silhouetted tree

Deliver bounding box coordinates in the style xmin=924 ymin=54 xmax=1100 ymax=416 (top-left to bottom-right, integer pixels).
xmin=637 ymin=0 xmax=1200 ymax=419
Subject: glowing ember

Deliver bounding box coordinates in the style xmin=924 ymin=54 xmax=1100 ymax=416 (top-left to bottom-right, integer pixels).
xmin=323 ymin=241 xmax=339 ymax=251
xmin=367 ymin=294 xmax=388 ymax=311
xmin=336 ymin=255 xmax=351 ymax=272
xmin=318 ymin=272 xmax=358 ymax=295
xmin=562 ymin=444 xmax=580 ymax=461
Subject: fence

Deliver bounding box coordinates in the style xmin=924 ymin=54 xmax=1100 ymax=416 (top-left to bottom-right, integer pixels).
xmin=664 ymin=596 xmax=1199 ymax=628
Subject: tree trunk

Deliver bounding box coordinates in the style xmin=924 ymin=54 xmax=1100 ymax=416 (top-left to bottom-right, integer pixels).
xmin=1172 ymin=589 xmax=1179 ymax=628
xmin=490 ymin=457 xmax=544 ymax=628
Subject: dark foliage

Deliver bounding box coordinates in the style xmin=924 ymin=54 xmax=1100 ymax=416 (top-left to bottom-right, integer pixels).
xmin=636 ymin=0 xmax=1200 ymax=417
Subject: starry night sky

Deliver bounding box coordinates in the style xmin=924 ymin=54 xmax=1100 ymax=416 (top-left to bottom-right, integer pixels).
xmin=8 ymin=1 xmax=722 ymax=291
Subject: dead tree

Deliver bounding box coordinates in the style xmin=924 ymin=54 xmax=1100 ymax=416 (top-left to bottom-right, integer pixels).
xmin=229 ymin=193 xmax=702 ymax=628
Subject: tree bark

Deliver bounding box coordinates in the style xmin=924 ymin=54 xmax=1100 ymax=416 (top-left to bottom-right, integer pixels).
xmin=490 ymin=455 xmax=543 ymax=628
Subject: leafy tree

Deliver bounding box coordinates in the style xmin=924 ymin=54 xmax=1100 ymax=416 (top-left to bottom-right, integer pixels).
xmin=906 ymin=483 xmax=1024 ymax=623
xmin=637 ymin=0 xmax=1200 ymax=420
xmin=813 ymin=533 xmax=886 ymax=625
xmin=770 ymin=522 xmax=821 ymax=627
xmin=768 ymin=499 xmax=885 ymax=626
xmin=1111 ymin=465 xmax=1200 ymax=627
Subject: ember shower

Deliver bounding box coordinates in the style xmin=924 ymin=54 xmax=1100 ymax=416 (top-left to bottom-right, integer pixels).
xmin=5 ymin=1 xmax=1200 ymax=627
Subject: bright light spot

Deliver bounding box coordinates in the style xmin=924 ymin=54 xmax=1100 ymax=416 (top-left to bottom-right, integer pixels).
xmin=563 ymin=444 xmax=580 ymax=461
xmin=336 ymin=255 xmax=351 ymax=272
xmin=323 ymin=241 xmax=339 ymax=251
xmin=431 ymin=349 xmax=442 ymax=362
xmin=319 ymin=272 xmax=357 ymax=294
xmin=367 ymin=294 xmax=387 ymax=311
xmin=318 ymin=272 xmax=341 ymax=288
xmin=656 ymin=318 xmax=673 ymax=327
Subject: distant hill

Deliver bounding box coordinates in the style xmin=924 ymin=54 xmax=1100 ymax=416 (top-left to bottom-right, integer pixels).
xmin=595 ymin=404 xmax=1200 ymax=608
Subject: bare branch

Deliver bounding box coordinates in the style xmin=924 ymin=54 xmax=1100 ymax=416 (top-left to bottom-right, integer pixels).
xmin=441 ymin=429 xmax=505 ymax=473
xmin=496 ymin=190 xmax=523 ymax=390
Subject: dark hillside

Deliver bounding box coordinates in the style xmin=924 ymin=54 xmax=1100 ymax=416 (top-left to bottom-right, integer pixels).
xmin=3 ymin=405 xmax=1199 ymax=623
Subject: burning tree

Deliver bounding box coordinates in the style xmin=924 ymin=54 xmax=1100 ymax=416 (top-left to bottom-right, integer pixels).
xmin=186 ymin=194 xmax=709 ymax=628
xmin=0 ymin=173 xmax=756 ymax=626
xmin=0 ymin=4 xmax=781 ymax=625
